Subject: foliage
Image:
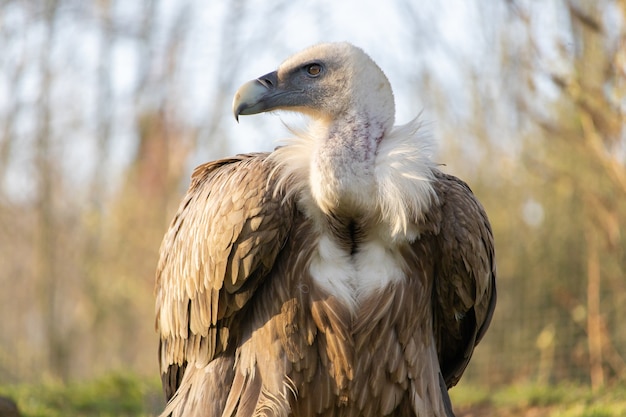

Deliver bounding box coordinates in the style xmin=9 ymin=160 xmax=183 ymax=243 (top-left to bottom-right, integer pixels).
xmin=452 ymin=382 xmax=626 ymax=417
xmin=0 ymin=373 xmax=163 ymax=417
xmin=1 ymin=376 xmax=625 ymax=417
xmin=433 ymin=0 xmax=626 ymax=387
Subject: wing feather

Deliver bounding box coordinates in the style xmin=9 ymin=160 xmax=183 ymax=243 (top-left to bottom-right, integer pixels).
xmin=425 ymin=170 xmax=497 ymax=388
xmin=155 ymin=153 xmax=295 ymax=400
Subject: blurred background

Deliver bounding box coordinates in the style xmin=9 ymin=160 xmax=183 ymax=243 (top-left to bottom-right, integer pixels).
xmin=0 ymin=0 xmax=624 ymax=393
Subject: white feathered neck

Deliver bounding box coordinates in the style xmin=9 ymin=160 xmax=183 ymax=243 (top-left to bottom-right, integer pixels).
xmin=269 ymin=117 xmax=438 ymax=241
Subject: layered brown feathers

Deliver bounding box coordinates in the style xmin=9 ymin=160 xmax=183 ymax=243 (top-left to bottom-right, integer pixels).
xmin=155 ymin=154 xmax=495 ymax=417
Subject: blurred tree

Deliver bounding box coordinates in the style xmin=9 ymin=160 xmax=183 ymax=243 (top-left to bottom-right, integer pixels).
xmin=398 ymin=0 xmax=625 ymax=388
xmin=33 ymin=0 xmax=69 ymax=381
xmin=0 ymin=0 xmax=623 ymax=389
xmin=0 ymin=0 xmax=295 ymax=382
xmin=514 ymin=0 xmax=626 ymax=389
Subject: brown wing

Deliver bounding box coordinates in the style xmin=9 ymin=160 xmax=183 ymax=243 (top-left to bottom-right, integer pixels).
xmin=425 ymin=170 xmax=496 ymax=388
xmin=155 ymin=153 xmax=295 ymax=400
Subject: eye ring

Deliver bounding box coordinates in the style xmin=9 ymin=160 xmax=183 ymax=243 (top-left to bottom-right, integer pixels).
xmin=304 ymin=63 xmax=323 ymax=77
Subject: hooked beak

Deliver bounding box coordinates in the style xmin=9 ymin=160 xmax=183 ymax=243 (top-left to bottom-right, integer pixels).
xmin=232 ymin=71 xmax=280 ymax=122
xmin=232 ymin=70 xmax=309 ymax=121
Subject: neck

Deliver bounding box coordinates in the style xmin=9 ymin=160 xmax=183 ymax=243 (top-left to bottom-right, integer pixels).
xmin=309 ymin=111 xmax=386 ymax=214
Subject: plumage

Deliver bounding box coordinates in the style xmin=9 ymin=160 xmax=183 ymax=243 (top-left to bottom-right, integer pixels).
xmin=155 ymin=42 xmax=496 ymax=417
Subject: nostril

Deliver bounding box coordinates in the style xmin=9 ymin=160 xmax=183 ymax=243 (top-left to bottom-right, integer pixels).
xmin=256 ymin=71 xmax=278 ymax=89
xmin=258 ymin=77 xmax=273 ymax=88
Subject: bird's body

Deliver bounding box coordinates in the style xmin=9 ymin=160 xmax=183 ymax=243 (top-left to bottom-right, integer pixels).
xmin=155 ymin=43 xmax=496 ymax=417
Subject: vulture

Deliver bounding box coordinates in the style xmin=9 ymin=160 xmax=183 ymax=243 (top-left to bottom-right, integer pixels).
xmin=155 ymin=42 xmax=496 ymax=417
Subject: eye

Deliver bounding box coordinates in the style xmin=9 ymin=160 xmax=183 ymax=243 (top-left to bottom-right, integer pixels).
xmin=304 ymin=63 xmax=323 ymax=77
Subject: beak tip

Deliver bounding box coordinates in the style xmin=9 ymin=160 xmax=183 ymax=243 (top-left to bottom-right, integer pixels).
xmin=233 ymin=103 xmax=244 ymax=123
xmin=232 ymin=73 xmax=279 ymax=121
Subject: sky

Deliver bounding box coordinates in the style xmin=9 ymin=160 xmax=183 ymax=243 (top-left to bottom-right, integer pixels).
xmin=112 ymin=0 xmax=491 ymax=181
xmin=0 ymin=0 xmax=570 ymax=201
xmin=179 ymin=0 xmax=489 ymax=154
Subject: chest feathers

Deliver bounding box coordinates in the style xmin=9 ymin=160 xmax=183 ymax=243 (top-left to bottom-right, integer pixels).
xmin=261 ymin=119 xmax=448 ymax=416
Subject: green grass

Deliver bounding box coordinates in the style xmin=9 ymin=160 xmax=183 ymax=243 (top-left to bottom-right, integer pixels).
xmin=451 ymin=381 xmax=626 ymax=417
xmin=0 ymin=373 xmax=164 ymax=417
xmin=1 ymin=374 xmax=625 ymax=417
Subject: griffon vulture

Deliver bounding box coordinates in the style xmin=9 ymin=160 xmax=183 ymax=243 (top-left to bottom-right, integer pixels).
xmin=155 ymin=42 xmax=496 ymax=417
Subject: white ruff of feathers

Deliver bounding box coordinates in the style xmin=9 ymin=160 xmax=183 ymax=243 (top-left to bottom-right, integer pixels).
xmin=268 ymin=117 xmax=438 ymax=242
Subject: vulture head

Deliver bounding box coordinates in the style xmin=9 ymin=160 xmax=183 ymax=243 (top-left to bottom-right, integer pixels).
xmin=233 ymin=42 xmax=395 ymax=133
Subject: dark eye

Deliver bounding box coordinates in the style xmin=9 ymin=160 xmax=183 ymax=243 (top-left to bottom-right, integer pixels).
xmin=304 ymin=63 xmax=323 ymax=77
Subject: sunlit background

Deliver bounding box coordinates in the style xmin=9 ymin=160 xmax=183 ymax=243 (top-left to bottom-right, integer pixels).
xmin=0 ymin=0 xmax=624 ymax=399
